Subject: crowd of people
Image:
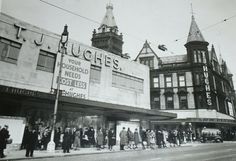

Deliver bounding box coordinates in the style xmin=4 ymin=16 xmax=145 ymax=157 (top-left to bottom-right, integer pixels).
xmin=2 ymin=119 xmax=236 ymax=159
xmin=20 ymin=124 xmax=117 ymax=154
xmin=118 ymin=127 xmax=192 ymax=151
xmin=19 ymin=123 xmax=195 ymax=155
xmin=0 ymin=123 xmax=202 ymax=158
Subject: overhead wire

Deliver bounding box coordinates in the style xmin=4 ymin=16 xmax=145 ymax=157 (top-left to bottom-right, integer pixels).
xmin=39 ymin=0 xmax=236 ymax=55
xmin=174 ymin=13 xmax=236 ymax=43
xmin=39 ymin=0 xmax=145 ymax=42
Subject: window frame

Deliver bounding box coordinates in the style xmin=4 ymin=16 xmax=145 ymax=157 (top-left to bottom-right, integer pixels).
xmin=166 ymin=95 xmax=174 ymax=109
xmin=89 ymin=65 xmax=101 ymax=83
xmin=0 ymin=37 xmax=21 ymax=64
xmin=36 ymin=50 xmax=56 ymax=73
xmin=152 ymin=96 xmax=160 ymax=109
xmin=179 ymin=95 xmax=188 ymax=109
xmin=165 ymin=75 xmax=172 ymax=88
xmin=178 ymin=74 xmax=186 ymax=87
xmin=153 ymin=76 xmax=159 ymax=88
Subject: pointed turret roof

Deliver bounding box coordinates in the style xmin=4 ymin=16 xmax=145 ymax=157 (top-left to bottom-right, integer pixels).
xmin=99 ymin=3 xmax=117 ymax=30
xmin=187 ymin=16 xmax=205 ymax=43
xmin=210 ymin=45 xmax=218 ymax=62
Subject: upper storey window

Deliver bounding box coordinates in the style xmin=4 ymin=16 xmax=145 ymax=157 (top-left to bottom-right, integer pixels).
xmin=165 ymin=75 xmax=172 ymax=87
xmin=193 ymin=50 xmax=206 ymax=63
xmin=140 ymin=57 xmax=154 ymax=69
xmin=37 ymin=50 xmax=56 ymax=73
xmin=90 ymin=65 xmax=101 ymax=83
xmin=0 ymin=37 xmax=21 ymax=64
xmin=178 ymin=74 xmax=186 ymax=87
xmin=153 ymin=77 xmax=159 ymax=88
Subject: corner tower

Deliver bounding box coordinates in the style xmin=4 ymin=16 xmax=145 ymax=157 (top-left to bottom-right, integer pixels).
xmin=185 ymin=15 xmax=209 ymax=64
xmin=91 ymin=3 xmax=123 ymax=56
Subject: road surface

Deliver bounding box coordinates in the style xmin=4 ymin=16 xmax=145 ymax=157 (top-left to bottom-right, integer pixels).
xmin=16 ymin=142 xmax=236 ymax=161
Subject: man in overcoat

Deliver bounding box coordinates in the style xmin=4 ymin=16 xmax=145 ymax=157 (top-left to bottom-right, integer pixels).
xmin=0 ymin=125 xmax=10 ymax=158
xmin=25 ymin=127 xmax=38 ymax=157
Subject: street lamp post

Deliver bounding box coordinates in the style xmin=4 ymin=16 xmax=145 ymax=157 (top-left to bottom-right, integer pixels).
xmin=47 ymin=25 xmax=69 ymax=152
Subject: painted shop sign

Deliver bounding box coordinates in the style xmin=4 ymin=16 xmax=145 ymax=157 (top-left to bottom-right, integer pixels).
xmin=203 ymin=65 xmax=212 ymax=106
xmin=52 ymin=54 xmax=91 ymax=99
xmin=13 ymin=23 xmax=120 ymax=70
xmin=0 ymin=85 xmax=38 ymax=97
xmin=71 ymin=44 xmax=120 ymax=70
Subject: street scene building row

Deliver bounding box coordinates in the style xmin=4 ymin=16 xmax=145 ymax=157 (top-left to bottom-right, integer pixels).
xmin=0 ymin=2 xmax=236 ymax=149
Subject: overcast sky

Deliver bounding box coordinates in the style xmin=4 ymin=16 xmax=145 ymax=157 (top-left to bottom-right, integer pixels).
xmin=1 ymin=0 xmax=236 ymax=84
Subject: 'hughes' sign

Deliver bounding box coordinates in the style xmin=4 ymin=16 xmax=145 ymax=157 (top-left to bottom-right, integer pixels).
xmin=71 ymin=44 xmax=119 ymax=70
xmin=203 ymin=65 xmax=212 ymax=106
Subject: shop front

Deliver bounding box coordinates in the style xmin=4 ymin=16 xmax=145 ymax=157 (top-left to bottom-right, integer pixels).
xmin=0 ymin=84 xmax=176 ymax=146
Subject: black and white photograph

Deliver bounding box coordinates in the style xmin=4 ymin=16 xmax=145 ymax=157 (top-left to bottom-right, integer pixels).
xmin=0 ymin=0 xmax=236 ymax=161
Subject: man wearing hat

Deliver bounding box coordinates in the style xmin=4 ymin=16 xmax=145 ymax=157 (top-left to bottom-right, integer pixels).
xmin=0 ymin=125 xmax=10 ymax=158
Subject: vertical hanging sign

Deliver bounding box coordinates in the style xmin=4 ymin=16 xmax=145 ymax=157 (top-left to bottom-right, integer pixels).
xmin=52 ymin=53 xmax=91 ymax=99
xmin=203 ymin=65 xmax=212 ymax=106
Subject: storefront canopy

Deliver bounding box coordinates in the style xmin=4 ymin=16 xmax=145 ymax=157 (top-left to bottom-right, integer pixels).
xmin=0 ymin=85 xmax=176 ymax=121
xmin=58 ymin=96 xmax=177 ymax=121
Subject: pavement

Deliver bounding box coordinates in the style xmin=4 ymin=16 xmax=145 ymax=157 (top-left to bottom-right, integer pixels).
xmin=0 ymin=142 xmax=224 ymax=161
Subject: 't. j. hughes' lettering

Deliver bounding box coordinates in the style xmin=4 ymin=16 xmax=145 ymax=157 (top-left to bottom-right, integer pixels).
xmin=71 ymin=45 xmax=120 ymax=70
xmin=203 ymin=65 xmax=212 ymax=106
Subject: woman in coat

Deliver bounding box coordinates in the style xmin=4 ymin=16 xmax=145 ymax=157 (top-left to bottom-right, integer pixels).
xmin=108 ymin=128 xmax=116 ymax=151
xmin=96 ymin=128 xmax=104 ymax=150
xmin=73 ymin=129 xmax=81 ymax=150
xmin=149 ymin=130 xmax=156 ymax=150
xmin=119 ymin=127 xmax=127 ymax=150
xmin=62 ymin=128 xmax=71 ymax=153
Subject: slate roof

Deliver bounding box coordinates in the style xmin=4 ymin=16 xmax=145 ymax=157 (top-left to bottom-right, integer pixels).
xmin=187 ymin=16 xmax=205 ymax=43
xmin=160 ymin=55 xmax=187 ymax=64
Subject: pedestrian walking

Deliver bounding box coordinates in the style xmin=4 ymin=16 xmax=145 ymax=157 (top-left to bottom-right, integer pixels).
xmin=149 ymin=130 xmax=156 ymax=150
xmin=140 ymin=127 xmax=147 ymax=149
xmin=127 ymin=128 xmax=134 ymax=149
xmin=96 ymin=128 xmax=104 ymax=150
xmin=41 ymin=127 xmax=50 ymax=150
xmin=173 ymin=129 xmax=178 ymax=147
xmin=87 ymin=127 xmax=95 ymax=147
xmin=162 ymin=129 xmax=168 ymax=148
xmin=102 ymin=128 xmax=108 ymax=149
xmin=134 ymin=128 xmax=140 ymax=149
xmin=156 ymin=129 xmax=163 ymax=148
xmin=0 ymin=125 xmax=10 ymax=158
xmin=119 ymin=127 xmax=127 ymax=150
xmin=25 ymin=127 xmax=38 ymax=157
xmin=62 ymin=128 xmax=71 ymax=153
xmin=82 ymin=127 xmax=89 ymax=148
xmin=73 ymin=129 xmax=81 ymax=150
xmin=54 ymin=127 xmax=61 ymax=149
xmin=108 ymin=128 xmax=116 ymax=151
xmin=146 ymin=129 xmax=151 ymax=149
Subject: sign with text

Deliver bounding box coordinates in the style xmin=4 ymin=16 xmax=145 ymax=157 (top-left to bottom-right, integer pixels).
xmin=203 ymin=65 xmax=212 ymax=106
xmin=53 ymin=53 xmax=91 ymax=99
